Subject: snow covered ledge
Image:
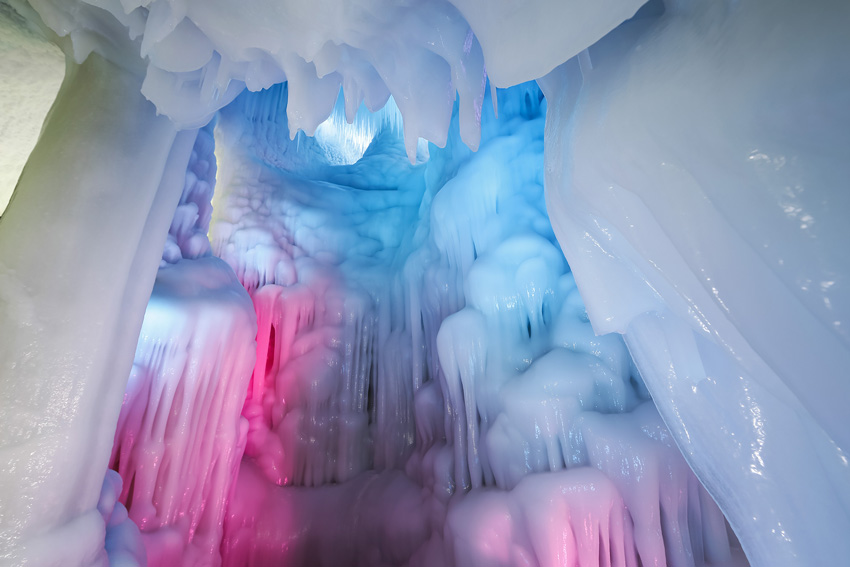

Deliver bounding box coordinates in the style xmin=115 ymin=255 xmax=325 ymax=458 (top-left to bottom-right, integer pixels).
xmin=541 ymin=1 xmax=850 ymax=564
xmin=0 ymin=49 xmax=196 ymax=564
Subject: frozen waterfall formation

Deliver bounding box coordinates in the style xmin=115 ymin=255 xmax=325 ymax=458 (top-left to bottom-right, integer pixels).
xmin=0 ymin=0 xmax=848 ymax=566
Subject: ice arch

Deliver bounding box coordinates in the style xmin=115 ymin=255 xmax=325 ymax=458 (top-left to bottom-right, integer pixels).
xmin=0 ymin=0 xmax=848 ymax=566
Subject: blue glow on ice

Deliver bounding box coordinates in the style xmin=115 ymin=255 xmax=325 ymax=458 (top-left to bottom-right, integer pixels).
xmin=313 ymin=93 xmax=410 ymax=166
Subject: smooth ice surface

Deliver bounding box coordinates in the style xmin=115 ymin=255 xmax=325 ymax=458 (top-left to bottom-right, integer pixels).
xmin=542 ymin=1 xmax=850 ymax=563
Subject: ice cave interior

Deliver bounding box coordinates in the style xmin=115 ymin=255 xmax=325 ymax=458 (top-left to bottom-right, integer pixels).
xmin=0 ymin=0 xmax=848 ymax=566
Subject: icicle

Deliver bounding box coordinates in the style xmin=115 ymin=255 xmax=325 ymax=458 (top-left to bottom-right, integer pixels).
xmin=110 ymin=258 xmax=256 ymax=566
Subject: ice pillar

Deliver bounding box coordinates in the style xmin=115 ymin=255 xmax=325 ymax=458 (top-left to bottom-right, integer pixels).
xmin=0 ymin=52 xmax=196 ymax=565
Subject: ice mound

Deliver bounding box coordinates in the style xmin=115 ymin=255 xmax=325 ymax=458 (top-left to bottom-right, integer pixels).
xmin=100 ymin=470 xmax=147 ymax=567
xmin=222 ymin=462 xmax=430 ymax=566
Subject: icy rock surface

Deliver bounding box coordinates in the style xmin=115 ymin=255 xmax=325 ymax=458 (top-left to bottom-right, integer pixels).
xmin=109 ymin=257 xmax=256 ymax=566
xmin=208 ymin=83 xmax=735 ymax=567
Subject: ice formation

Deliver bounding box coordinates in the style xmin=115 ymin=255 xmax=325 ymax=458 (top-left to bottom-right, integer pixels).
xmin=205 ymin=83 xmax=736 ymax=567
xmin=0 ymin=0 xmax=848 ymax=566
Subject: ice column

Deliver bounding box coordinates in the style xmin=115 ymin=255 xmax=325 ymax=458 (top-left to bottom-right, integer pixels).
xmin=0 ymin=52 xmax=195 ymax=565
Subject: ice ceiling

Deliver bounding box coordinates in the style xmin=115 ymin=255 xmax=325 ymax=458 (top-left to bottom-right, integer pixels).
xmin=0 ymin=1 xmax=848 ymax=567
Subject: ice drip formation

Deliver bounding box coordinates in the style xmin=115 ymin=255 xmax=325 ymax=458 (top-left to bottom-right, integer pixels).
xmin=0 ymin=0 xmax=848 ymax=566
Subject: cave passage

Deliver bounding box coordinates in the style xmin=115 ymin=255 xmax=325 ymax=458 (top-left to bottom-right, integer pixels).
xmin=104 ymin=79 xmax=743 ymax=567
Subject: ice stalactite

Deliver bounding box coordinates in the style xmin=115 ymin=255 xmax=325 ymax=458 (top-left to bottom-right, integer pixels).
xmin=109 ymin=257 xmax=256 ymax=567
xmin=409 ymin=86 xmax=732 ymax=567
xmin=0 ymin=49 xmax=196 ymax=565
xmin=446 ymin=468 xmax=634 ymax=567
xmin=242 ymin=282 xmax=378 ymax=486
xmin=211 ymin=85 xmax=426 ymax=487
xmin=20 ymin=0 xmax=644 ymax=158
xmin=106 ymin=126 xmax=256 ymax=566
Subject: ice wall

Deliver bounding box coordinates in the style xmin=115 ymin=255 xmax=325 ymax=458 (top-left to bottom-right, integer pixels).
xmin=541 ymin=1 xmax=850 ymax=564
xmin=211 ymin=83 xmax=427 ymax=486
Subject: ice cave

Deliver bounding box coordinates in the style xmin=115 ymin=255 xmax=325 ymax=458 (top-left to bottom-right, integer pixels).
xmin=0 ymin=0 xmax=848 ymax=566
